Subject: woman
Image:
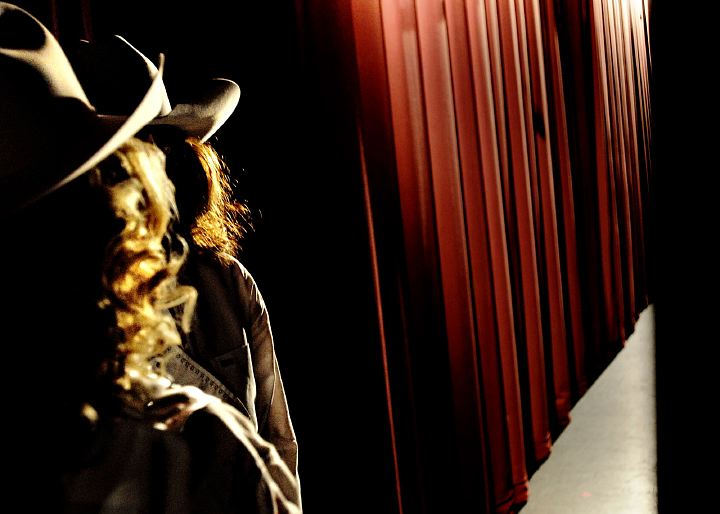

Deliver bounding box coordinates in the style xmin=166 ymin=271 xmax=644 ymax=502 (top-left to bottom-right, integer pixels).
xmin=161 ymin=133 xmax=300 ymax=481
xmin=0 ymin=3 xmax=300 ymax=511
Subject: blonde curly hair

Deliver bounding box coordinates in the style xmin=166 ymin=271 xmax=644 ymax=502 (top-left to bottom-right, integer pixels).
xmin=91 ymin=137 xmax=196 ymax=393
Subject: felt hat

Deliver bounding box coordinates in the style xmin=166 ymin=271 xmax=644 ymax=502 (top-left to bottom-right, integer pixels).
xmin=69 ymin=34 xmax=240 ymax=144
xmin=0 ymin=2 xmax=240 ymax=213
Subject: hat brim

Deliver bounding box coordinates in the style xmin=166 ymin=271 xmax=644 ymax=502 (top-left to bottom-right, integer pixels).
xmin=72 ymin=36 xmax=240 ymax=144
xmin=148 ymin=78 xmax=241 ymax=143
xmin=41 ymin=54 xmax=169 ymax=199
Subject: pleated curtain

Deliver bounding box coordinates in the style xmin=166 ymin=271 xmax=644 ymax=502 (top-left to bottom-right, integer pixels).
xmin=349 ymin=0 xmax=652 ymax=511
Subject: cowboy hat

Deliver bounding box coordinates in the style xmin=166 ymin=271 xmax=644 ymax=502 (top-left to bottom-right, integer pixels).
xmin=69 ymin=35 xmax=241 ymax=145
xmin=0 ymin=2 xmax=240 ymax=214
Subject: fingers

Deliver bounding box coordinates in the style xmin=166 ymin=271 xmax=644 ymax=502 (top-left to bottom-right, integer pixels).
xmin=145 ymin=385 xmax=221 ymax=430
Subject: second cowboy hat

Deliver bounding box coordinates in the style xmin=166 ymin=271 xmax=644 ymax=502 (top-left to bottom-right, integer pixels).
xmin=69 ymin=35 xmax=241 ymax=145
xmin=0 ymin=2 xmax=239 ymax=213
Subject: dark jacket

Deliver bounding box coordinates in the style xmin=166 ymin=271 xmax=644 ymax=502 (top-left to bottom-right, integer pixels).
xmin=180 ymin=252 xmax=300 ymax=486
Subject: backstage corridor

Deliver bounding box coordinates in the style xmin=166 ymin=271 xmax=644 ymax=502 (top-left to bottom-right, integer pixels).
xmin=19 ymin=0 xmax=658 ymax=511
xmin=521 ymin=306 xmax=656 ymax=513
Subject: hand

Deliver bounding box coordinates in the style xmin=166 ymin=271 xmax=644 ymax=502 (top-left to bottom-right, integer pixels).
xmin=118 ymin=368 xmax=221 ymax=431
xmin=145 ymin=384 xmax=220 ymax=431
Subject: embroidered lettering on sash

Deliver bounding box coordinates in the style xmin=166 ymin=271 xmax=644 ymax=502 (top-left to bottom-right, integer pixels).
xmin=151 ymin=345 xmax=248 ymax=415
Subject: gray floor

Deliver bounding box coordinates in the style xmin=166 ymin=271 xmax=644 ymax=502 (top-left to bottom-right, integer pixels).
xmin=520 ymin=306 xmax=656 ymax=514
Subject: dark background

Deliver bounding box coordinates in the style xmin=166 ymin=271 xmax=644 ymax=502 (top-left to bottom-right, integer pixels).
xmin=649 ymin=2 xmax=718 ymax=512
xmin=13 ymin=0 xmax=399 ymax=511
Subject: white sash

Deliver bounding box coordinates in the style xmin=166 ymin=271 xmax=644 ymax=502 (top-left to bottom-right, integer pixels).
xmin=151 ymin=345 xmax=249 ymax=416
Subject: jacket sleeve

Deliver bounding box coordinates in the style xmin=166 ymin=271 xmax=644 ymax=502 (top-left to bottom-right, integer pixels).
xmin=228 ymin=258 xmax=300 ymax=490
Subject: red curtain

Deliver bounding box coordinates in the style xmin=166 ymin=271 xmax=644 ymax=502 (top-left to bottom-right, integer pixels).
xmin=346 ymin=0 xmax=652 ymax=511
xmin=25 ymin=0 xmax=94 ymax=42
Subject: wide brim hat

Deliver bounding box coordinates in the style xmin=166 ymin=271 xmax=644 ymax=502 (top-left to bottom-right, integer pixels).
xmin=0 ymin=2 xmax=240 ymax=214
xmin=69 ymin=35 xmax=241 ymax=145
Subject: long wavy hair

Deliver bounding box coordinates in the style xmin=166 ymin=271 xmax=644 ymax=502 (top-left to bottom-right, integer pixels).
xmin=157 ymin=132 xmax=253 ymax=264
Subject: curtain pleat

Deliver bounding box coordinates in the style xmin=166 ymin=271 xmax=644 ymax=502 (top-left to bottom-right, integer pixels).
xmin=518 ymin=0 xmax=572 ymax=435
xmin=494 ymin=0 xmax=553 ymax=466
xmin=413 ymin=2 xmax=496 ymax=509
xmin=445 ymin=1 xmax=513 ymax=508
xmin=538 ymin=0 xmax=588 ymax=400
xmin=465 ymin=0 xmax=530 ymax=507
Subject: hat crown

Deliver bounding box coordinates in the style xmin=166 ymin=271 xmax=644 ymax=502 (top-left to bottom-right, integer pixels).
xmin=71 ymin=35 xmax=172 ymax=117
xmin=1 ymin=2 xmax=97 ymax=207
xmin=0 ymin=2 xmax=90 ymax=105
xmin=0 ymin=2 xmax=167 ymax=214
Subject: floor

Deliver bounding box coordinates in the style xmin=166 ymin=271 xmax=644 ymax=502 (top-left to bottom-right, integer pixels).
xmin=520 ymin=306 xmax=656 ymax=514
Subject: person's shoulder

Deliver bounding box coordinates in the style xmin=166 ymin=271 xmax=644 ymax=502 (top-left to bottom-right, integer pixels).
xmin=216 ymin=253 xmax=267 ymax=314
xmin=217 ymin=253 xmax=256 ymax=287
